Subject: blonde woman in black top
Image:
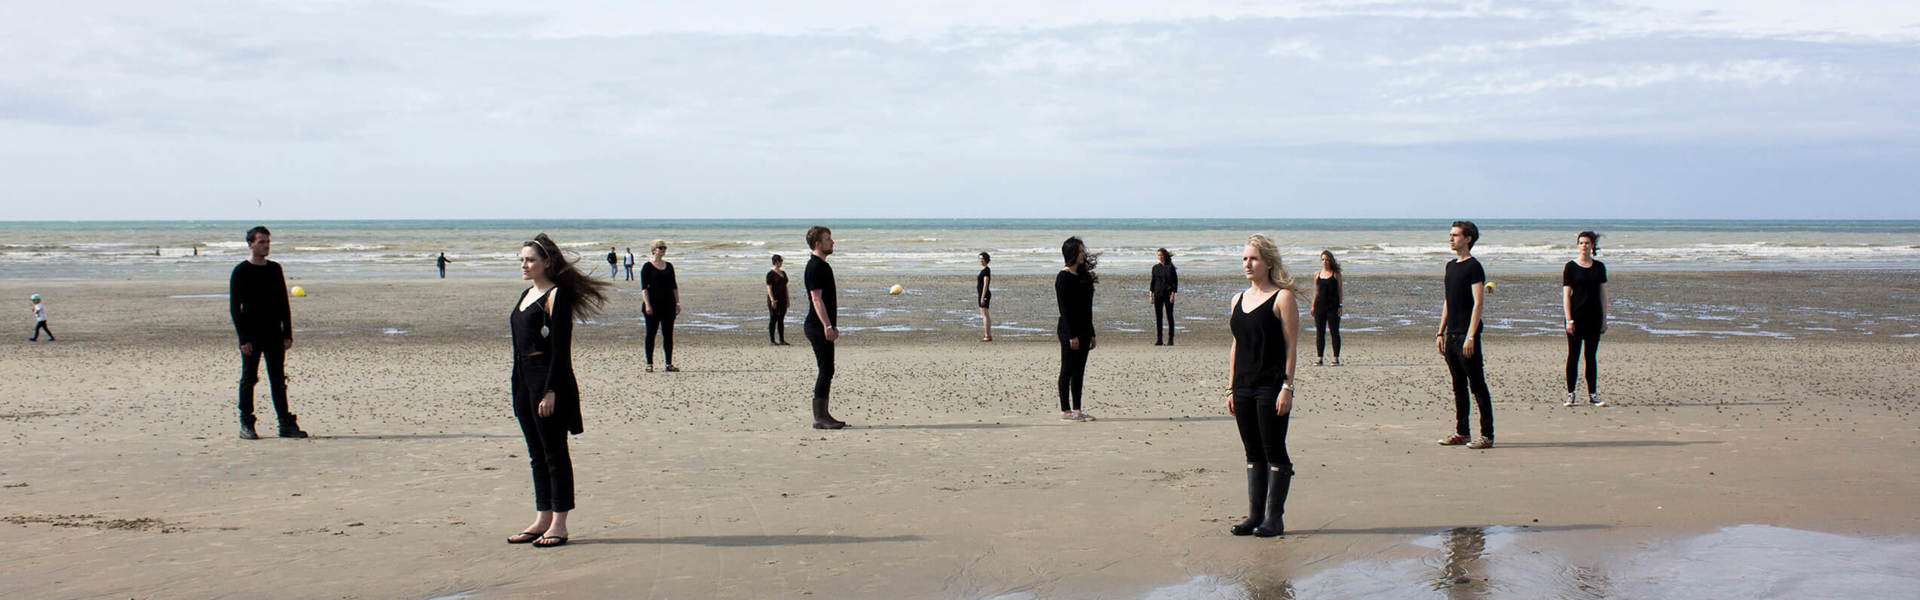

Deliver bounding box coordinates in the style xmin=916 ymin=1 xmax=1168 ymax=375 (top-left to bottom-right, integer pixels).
xmin=641 ymin=239 xmax=680 ymax=372
xmin=506 ymin=234 xmax=610 ymax=549
xmin=1225 ymin=234 xmax=1301 ymax=537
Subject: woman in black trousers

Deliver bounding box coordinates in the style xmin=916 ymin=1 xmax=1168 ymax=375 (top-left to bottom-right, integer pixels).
xmin=1227 ymin=234 xmax=1301 ymax=538
xmin=1312 ymin=250 xmax=1343 ymax=366
xmin=1055 ymin=237 xmax=1098 ymax=422
xmin=767 ymin=254 xmax=791 ymax=345
xmin=506 ymin=233 xmax=609 ymax=549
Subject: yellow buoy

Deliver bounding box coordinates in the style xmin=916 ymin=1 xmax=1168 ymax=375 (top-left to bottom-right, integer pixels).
xmin=1484 ymin=282 xmax=1495 ymax=292
xmin=888 ymin=284 xmax=903 ymax=295
xmin=290 ymin=286 xmax=307 ymax=297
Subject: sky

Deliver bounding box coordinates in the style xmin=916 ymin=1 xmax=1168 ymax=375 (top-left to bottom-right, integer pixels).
xmin=3 ymin=1 xmax=1918 ymax=220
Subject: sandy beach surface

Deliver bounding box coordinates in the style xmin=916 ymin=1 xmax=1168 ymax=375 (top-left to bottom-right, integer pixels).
xmin=4 ymin=274 xmax=1918 ymax=599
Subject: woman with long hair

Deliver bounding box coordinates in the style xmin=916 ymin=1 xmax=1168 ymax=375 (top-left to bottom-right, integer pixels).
xmin=1562 ymin=231 xmax=1608 ymax=407
xmin=506 ymin=233 xmax=610 ymax=549
xmin=1312 ymin=250 xmax=1343 ymax=366
xmin=1055 ymin=237 xmax=1099 ymax=421
xmin=1226 ymin=234 xmax=1301 ymax=538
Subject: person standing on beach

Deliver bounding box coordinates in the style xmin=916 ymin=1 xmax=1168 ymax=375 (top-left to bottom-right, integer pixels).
xmin=767 ymin=254 xmax=790 ymax=345
xmin=230 ymin=226 xmax=305 ymax=440
xmin=977 ymin=252 xmax=993 ymax=342
xmin=1056 ymin=237 xmax=1099 ymax=421
xmin=1436 ymin=221 xmax=1493 ymax=450
xmin=1563 ymin=231 xmax=1608 ymax=407
xmin=803 ymin=226 xmax=847 ymax=429
xmin=623 ymin=247 xmax=635 ymax=282
xmin=27 ymin=294 xmax=55 ymax=342
xmin=437 ymin=252 xmax=451 ymax=279
xmin=640 ymin=240 xmax=680 ymax=372
xmin=1312 ymin=250 xmax=1343 ymax=366
xmin=1150 ymin=248 xmax=1178 ymax=345
xmin=506 ymin=233 xmax=611 ymax=549
xmin=1226 ymin=234 xmax=1301 ymax=537
xmin=606 ymin=247 xmax=618 ymax=279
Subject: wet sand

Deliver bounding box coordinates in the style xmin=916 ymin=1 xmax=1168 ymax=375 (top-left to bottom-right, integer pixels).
xmin=3 ymin=275 xmax=1918 ymax=599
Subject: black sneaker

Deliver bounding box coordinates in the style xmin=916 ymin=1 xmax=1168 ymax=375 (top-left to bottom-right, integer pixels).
xmin=239 ymin=423 xmax=260 ymax=440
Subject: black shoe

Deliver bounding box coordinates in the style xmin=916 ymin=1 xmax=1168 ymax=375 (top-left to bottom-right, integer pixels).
xmin=1252 ymin=469 xmax=1291 ymax=538
xmin=239 ymin=423 xmax=260 ymax=440
xmin=278 ymin=415 xmax=308 ymax=438
xmin=1154 ymin=340 xmax=1163 ymax=346
xmin=812 ymin=396 xmax=847 ymax=429
xmin=1230 ymin=462 xmax=1268 ymax=536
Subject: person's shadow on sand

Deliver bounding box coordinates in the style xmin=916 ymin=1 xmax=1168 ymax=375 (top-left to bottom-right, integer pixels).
xmin=573 ymin=534 xmax=924 ymax=547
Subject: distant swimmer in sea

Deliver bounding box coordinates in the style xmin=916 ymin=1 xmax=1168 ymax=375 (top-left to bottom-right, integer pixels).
xmin=803 ymin=226 xmax=847 ymax=429
xmin=28 ymin=293 xmax=55 ymax=342
xmin=505 ymin=233 xmax=611 ymax=549
xmin=1312 ymin=250 xmax=1343 ymax=366
xmin=230 ymin=226 xmax=305 ymax=440
xmin=977 ymin=252 xmax=993 ymax=342
xmin=1225 ymin=234 xmax=1301 ymax=538
xmin=640 ymin=240 xmax=680 ymax=372
xmin=1056 ymin=237 xmax=1099 ymax=422
xmin=1150 ymin=248 xmax=1178 ymax=346
xmin=767 ymin=254 xmax=790 ymax=346
xmin=1436 ymin=221 xmax=1493 ymax=450
xmin=437 ymin=252 xmax=451 ymax=279
xmin=1562 ymin=231 xmax=1608 ymax=407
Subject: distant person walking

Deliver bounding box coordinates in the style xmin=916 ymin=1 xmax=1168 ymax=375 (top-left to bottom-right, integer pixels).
xmin=606 ymin=247 xmax=618 ymax=279
xmin=1056 ymin=237 xmax=1099 ymax=422
xmin=1150 ymin=248 xmax=1178 ymax=345
xmin=766 ymin=254 xmax=791 ymax=345
xmin=1312 ymin=250 xmax=1343 ymax=366
xmin=1563 ymin=231 xmax=1609 ymax=407
xmin=437 ymin=252 xmax=451 ymax=279
xmin=640 ymin=240 xmax=680 ymax=372
xmin=505 ymin=233 xmax=611 ymax=549
xmin=230 ymin=226 xmax=306 ymax=440
xmin=623 ymin=248 xmax=635 ymax=281
xmin=803 ymin=226 xmax=847 ymax=429
xmin=977 ymin=252 xmax=993 ymax=342
xmin=1225 ymin=234 xmax=1301 ymax=538
xmin=1436 ymin=221 xmax=1493 ymax=450
xmin=27 ymin=294 xmax=55 ymax=342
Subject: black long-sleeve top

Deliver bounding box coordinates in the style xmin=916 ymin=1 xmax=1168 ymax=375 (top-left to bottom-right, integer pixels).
xmin=229 ymin=260 xmax=292 ymax=346
xmin=511 ymin=286 xmax=583 ymax=434
xmin=1151 ymin=263 xmax=1178 ymax=297
xmin=1055 ymin=270 xmax=1096 ymax=344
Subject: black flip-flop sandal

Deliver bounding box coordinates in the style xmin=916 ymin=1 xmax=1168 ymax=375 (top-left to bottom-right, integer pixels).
xmin=533 ymin=536 xmax=568 ymax=548
xmin=507 ymin=531 xmax=542 ymax=544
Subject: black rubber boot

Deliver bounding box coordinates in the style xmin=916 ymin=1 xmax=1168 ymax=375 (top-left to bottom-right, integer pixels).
xmin=1230 ymin=462 xmax=1268 ymax=536
xmin=277 ymin=415 xmax=309 ymax=438
xmin=239 ymin=415 xmax=259 ymax=440
xmin=1253 ymin=468 xmax=1291 ymax=538
xmin=812 ymin=396 xmax=844 ymax=430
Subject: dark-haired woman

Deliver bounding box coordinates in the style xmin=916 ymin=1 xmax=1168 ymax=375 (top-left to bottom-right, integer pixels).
xmin=1562 ymin=231 xmax=1608 ymax=407
xmin=767 ymin=254 xmax=790 ymax=346
xmin=977 ymin=252 xmax=993 ymax=342
xmin=1312 ymin=250 xmax=1343 ymax=366
xmin=1055 ymin=237 xmax=1098 ymax=422
xmin=506 ymin=233 xmax=611 ymax=549
xmin=1226 ymin=234 xmax=1300 ymax=538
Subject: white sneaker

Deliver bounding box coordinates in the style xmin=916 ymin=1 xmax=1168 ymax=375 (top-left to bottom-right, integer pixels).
xmin=1589 ymin=394 xmax=1605 ymax=407
xmin=1076 ymin=411 xmax=1096 ymax=422
xmin=1060 ymin=412 xmax=1080 ymax=422
xmin=1563 ymin=392 xmax=1576 ymax=407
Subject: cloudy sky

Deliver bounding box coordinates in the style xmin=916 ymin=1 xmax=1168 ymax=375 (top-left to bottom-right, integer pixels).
xmin=4 ymin=1 xmax=1917 ymax=220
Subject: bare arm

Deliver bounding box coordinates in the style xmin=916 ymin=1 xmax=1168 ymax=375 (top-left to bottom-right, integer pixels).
xmin=1226 ymin=292 xmax=1241 ymax=414
xmin=1464 ymin=282 xmax=1485 ymax=357
xmin=1563 ymin=285 xmax=1575 ymax=334
xmin=1600 ymin=283 xmax=1609 ymax=332
xmin=1276 ymin=289 xmax=1299 ymax=415
xmin=1435 ymin=299 xmax=1449 ymax=355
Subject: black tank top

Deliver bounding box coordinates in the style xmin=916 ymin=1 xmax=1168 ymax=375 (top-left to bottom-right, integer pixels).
xmin=511 ymin=287 xmax=554 ymax=359
xmin=1231 ymin=290 xmax=1289 ymax=389
xmin=1314 ymin=275 xmax=1339 ymax=313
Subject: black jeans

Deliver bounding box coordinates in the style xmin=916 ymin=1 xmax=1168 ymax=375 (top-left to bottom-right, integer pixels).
xmin=1232 ymin=386 xmax=1292 ymax=474
xmin=238 ymin=343 xmax=292 ymax=425
xmin=769 ymin=301 xmax=788 ymax=343
xmin=805 ymin=323 xmax=834 ymax=399
xmin=1443 ymin=334 xmax=1493 ymax=438
xmin=1057 ymin=339 xmax=1090 ymax=411
xmin=644 ymin=312 xmax=675 ymax=365
xmin=513 ymin=357 xmax=573 ymax=512
xmin=1566 ymin=322 xmax=1601 ymax=394
xmin=31 ymin=321 xmax=54 ymax=340
xmin=1314 ymin=311 xmax=1341 ymax=358
xmin=1153 ymin=296 xmax=1175 ymax=342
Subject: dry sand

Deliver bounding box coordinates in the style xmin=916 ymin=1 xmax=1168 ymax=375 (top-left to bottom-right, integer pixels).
xmin=3 ymin=276 xmax=1918 ymax=599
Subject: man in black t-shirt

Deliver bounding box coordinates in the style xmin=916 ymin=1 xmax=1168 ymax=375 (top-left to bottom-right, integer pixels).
xmin=803 ymin=226 xmax=846 ymax=429
xmin=607 ymin=247 xmax=619 ymax=279
xmin=230 ymin=226 xmax=306 ymax=440
xmin=1435 ymin=221 xmax=1492 ymax=449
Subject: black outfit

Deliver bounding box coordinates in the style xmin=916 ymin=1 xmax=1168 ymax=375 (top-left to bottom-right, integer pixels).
xmin=1151 ymin=263 xmax=1177 ymax=344
xmin=1563 ymin=260 xmax=1608 ymax=394
xmin=510 ymin=286 xmax=582 ymax=513
xmin=437 ymin=254 xmax=448 ymax=278
xmin=976 ymin=266 xmax=991 ymax=309
xmin=641 ymin=261 xmax=678 ymax=366
xmin=1229 ymin=290 xmax=1293 ymax=537
xmin=1055 ymin=270 xmax=1096 ymax=412
xmin=230 ymin=260 xmax=298 ymax=432
xmin=1312 ymin=274 xmax=1341 ymax=358
xmin=767 ymin=269 xmax=790 ymax=344
xmin=803 ymin=255 xmax=838 ymax=401
xmin=1442 ymin=257 xmax=1492 ymax=439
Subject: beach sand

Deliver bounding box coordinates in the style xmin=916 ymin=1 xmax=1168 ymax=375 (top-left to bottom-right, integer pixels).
xmin=3 ymin=275 xmax=1918 ymax=599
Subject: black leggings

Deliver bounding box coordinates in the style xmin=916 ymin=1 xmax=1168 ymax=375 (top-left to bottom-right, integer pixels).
xmin=1058 ymin=339 xmax=1090 ymax=411
xmin=1566 ymin=323 xmax=1601 ymax=394
xmin=238 ymin=344 xmax=291 ymax=423
xmin=1232 ymin=386 xmax=1292 ymax=473
xmin=805 ymin=323 xmax=834 ymax=399
xmin=644 ymin=312 xmax=675 ymax=365
xmin=1153 ymin=296 xmax=1175 ymax=342
xmin=32 ymin=321 xmax=54 ymax=339
xmin=1443 ymin=334 xmax=1493 ymax=438
xmin=513 ymin=361 xmax=573 ymax=513
xmin=769 ymin=301 xmax=789 ymax=343
xmin=1313 ymin=310 xmax=1341 ymax=358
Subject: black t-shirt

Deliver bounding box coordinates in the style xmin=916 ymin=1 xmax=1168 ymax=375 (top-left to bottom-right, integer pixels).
xmin=766 ymin=269 xmax=789 ymax=305
xmin=804 ymin=255 xmax=836 ymax=328
xmin=229 ymin=260 xmax=292 ymax=345
xmin=1055 ymin=270 xmax=1096 ymax=342
xmin=1563 ymin=260 xmax=1608 ymax=321
xmin=1443 ymin=257 xmax=1485 ymax=337
xmin=640 ymin=262 xmax=677 ymax=309
xmin=607 ymin=251 xmax=617 ymax=265
xmin=977 ymin=267 xmax=991 ymax=299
